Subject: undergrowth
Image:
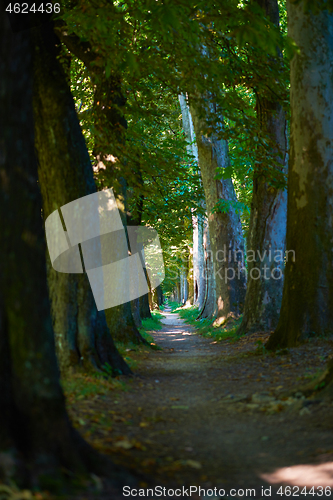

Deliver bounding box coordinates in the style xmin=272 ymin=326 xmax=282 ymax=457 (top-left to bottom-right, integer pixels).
xmin=175 ymin=305 xmax=243 ymax=342
xmin=62 ymin=371 xmax=128 ymax=403
xmin=116 ymin=310 xmax=163 ymax=356
xmin=167 ymin=301 xmax=182 ymax=312
xmin=140 ymin=310 xmax=164 ymax=332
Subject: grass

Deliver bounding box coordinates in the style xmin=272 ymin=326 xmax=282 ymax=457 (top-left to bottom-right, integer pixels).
xmin=167 ymin=301 xmax=182 ymax=312
xmin=139 ymin=310 xmax=163 ymax=347
xmin=174 ymin=304 xmax=243 ymax=342
xmin=141 ymin=310 xmax=164 ymax=330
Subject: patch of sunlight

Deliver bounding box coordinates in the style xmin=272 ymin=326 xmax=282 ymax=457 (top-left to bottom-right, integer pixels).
xmin=213 ymin=316 xmax=226 ymax=327
xmin=261 ymin=463 xmax=333 ymax=487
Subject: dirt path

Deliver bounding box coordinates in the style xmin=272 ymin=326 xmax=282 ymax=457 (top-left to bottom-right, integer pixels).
xmin=72 ymin=307 xmax=333 ymax=499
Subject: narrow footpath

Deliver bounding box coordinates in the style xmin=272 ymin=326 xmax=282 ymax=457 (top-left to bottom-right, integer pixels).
xmin=71 ymin=306 xmax=333 ymax=499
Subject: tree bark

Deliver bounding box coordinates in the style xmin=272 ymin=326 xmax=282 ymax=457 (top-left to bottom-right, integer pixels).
xmin=179 ymin=94 xmax=206 ymax=310
xmin=195 ymin=214 xmax=206 ymax=310
xmin=139 ymin=290 xmax=152 ymax=319
xmin=0 ymin=15 xmax=133 ymax=488
xmin=131 ymin=298 xmax=142 ymax=328
xmin=197 ymin=220 xmax=216 ymax=319
xmin=237 ymin=0 xmax=287 ymax=335
xmin=150 ymin=288 xmax=159 ymax=310
xmin=32 ymin=24 xmax=131 ymax=375
xmin=92 ymin=71 xmax=149 ymax=347
xmin=180 ymin=266 xmax=186 ymax=304
xmin=266 ymin=0 xmax=333 ymax=349
xmin=176 ymin=279 xmax=181 ymax=304
xmin=187 ymin=250 xmax=194 ymax=304
xmin=156 ymin=284 xmax=164 ymax=307
xmin=55 ymin=22 xmax=148 ymax=346
xmin=189 ymin=98 xmax=246 ymax=324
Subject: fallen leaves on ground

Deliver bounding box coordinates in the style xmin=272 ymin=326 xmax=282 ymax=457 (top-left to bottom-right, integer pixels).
xmin=63 ymin=320 xmax=333 ymax=487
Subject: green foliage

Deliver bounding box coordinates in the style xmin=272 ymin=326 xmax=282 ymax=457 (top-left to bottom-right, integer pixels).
xmin=140 ymin=311 xmax=163 ymax=333
xmin=70 ymin=56 xmax=94 ymax=159
xmin=174 ymin=305 xmax=198 ymax=321
xmin=176 ymin=305 xmax=243 ymax=342
xmin=61 ymin=0 xmax=290 ymax=296
xmin=212 ymin=199 xmax=250 ymax=216
xmin=167 ymin=301 xmax=182 ymax=312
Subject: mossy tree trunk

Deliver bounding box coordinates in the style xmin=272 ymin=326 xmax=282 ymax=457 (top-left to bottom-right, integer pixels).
xmin=54 ymin=24 xmax=148 ymax=346
xmin=0 ymin=16 xmax=133 ymax=487
xmin=197 ymin=221 xmax=216 ymax=319
xmin=187 ymin=250 xmax=194 ymax=304
xmin=32 ymin=24 xmax=131 ymax=375
xmin=237 ymin=0 xmax=287 ymax=335
xmin=92 ymin=75 xmax=148 ymax=345
xmin=139 ymin=290 xmax=152 ymax=320
xmin=190 ymin=98 xmax=246 ymax=324
xmin=89 ymin=62 xmax=149 ymax=346
xmin=266 ymin=0 xmax=333 ymax=349
xmin=179 ymin=94 xmax=206 ymax=311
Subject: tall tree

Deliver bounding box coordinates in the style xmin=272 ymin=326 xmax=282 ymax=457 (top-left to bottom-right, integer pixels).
xmin=0 ymin=13 xmax=132 ymax=488
xmin=179 ymin=94 xmax=206 ymax=311
xmin=197 ymin=220 xmax=216 ymax=319
xmin=266 ymin=0 xmax=333 ymax=349
xmin=91 ymin=64 xmax=149 ymax=345
xmin=189 ymin=97 xmax=247 ymax=324
xmin=55 ymin=26 xmax=149 ymax=346
xmin=127 ymin=176 xmax=152 ymax=324
xmin=32 ymin=23 xmax=131 ymax=374
xmin=237 ymin=0 xmax=288 ymax=335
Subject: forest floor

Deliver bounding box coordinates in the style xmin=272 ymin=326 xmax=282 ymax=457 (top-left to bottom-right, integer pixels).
xmin=67 ymin=306 xmax=333 ymax=499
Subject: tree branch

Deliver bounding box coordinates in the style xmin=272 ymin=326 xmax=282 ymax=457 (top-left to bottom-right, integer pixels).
xmin=53 ymin=20 xmax=96 ymax=69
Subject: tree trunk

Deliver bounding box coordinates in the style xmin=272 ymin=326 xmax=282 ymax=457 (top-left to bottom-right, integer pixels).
xmin=139 ymin=290 xmax=152 ymax=319
xmin=195 ymin=214 xmax=206 ymax=310
xmin=138 ymin=262 xmax=152 ymax=320
xmin=187 ymin=250 xmax=194 ymax=304
xmin=176 ymin=279 xmax=181 ymax=304
xmin=32 ymin=24 xmax=130 ymax=375
xmin=237 ymin=0 xmax=287 ymax=335
xmin=131 ymin=298 xmax=142 ymax=328
xmin=92 ymin=73 xmax=149 ymax=347
xmin=156 ymin=284 xmax=164 ymax=307
xmin=197 ymin=221 xmax=216 ymax=319
xmin=0 ymin=16 xmax=133 ymax=488
xmin=56 ymin=26 xmax=148 ymax=346
xmin=150 ymin=288 xmax=159 ymax=310
xmin=180 ymin=266 xmax=185 ymax=304
xmin=266 ymin=0 xmax=333 ymax=349
xmin=183 ymin=254 xmax=190 ymax=304
xmin=179 ymin=94 xmax=206 ymax=310
xmin=127 ymin=180 xmax=145 ymax=328
xmin=189 ymin=98 xmax=246 ymax=324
